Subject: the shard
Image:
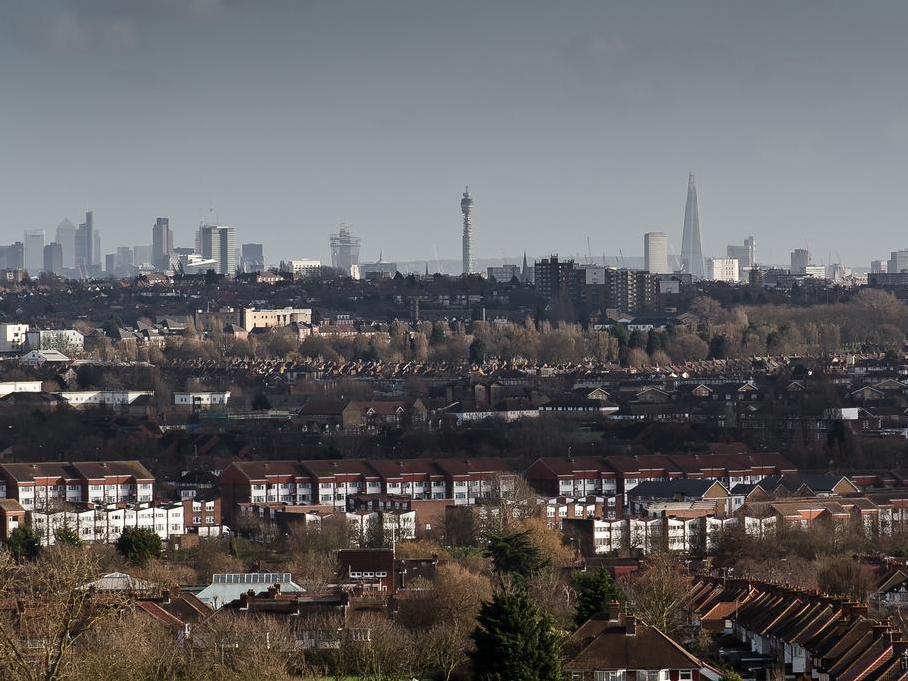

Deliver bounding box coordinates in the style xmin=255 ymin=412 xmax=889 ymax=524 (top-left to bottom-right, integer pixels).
xmin=680 ymin=172 xmax=705 ymax=279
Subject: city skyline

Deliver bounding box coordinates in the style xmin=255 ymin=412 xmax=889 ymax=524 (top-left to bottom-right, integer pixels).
xmin=4 ymin=3 xmax=908 ymax=266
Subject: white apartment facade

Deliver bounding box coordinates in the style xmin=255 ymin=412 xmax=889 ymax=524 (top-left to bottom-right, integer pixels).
xmin=706 ymin=258 xmax=739 ymax=283
xmin=31 ymin=501 xmax=184 ymax=546
xmin=0 ymin=324 xmax=29 ymax=353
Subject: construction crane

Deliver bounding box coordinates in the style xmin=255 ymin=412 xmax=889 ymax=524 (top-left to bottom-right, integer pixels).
xmin=618 ymin=248 xmax=626 ymax=268
xmin=586 ymin=236 xmax=593 ymax=264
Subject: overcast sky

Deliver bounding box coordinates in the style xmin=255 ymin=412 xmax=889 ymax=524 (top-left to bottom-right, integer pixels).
xmin=3 ymin=1 xmax=908 ymax=268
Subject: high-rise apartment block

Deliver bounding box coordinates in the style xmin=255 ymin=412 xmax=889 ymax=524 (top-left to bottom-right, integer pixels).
xmin=871 ymin=260 xmax=888 ymax=274
xmin=199 ymin=225 xmax=236 ymax=275
xmin=644 ymin=232 xmax=670 ymax=274
xmin=152 ymin=217 xmax=173 ymax=271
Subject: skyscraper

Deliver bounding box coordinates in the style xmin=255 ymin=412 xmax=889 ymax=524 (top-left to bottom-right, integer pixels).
xmin=727 ymin=236 xmax=756 ymax=279
xmin=152 ymin=217 xmax=173 ymax=271
xmin=329 ymin=225 xmax=360 ymax=275
xmin=644 ymin=232 xmax=669 ymax=274
xmin=43 ymin=242 xmax=63 ymax=275
xmin=240 ymin=243 xmax=265 ymax=273
xmin=680 ymin=173 xmax=705 ymax=279
xmin=75 ymin=211 xmax=94 ymax=275
xmin=791 ymin=248 xmax=810 ymax=274
xmin=199 ymin=224 xmax=236 ymax=275
xmin=23 ymin=230 xmax=45 ymax=274
xmin=461 ymin=186 xmax=473 ymax=275
xmin=55 ymin=218 xmax=76 ymax=270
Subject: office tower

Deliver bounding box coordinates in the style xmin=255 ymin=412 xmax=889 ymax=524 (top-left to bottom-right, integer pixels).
xmin=115 ymin=247 xmax=134 ymax=274
xmin=329 ymin=225 xmax=360 ymax=275
xmin=199 ymin=224 xmax=236 ymax=275
xmin=706 ymin=257 xmax=739 ymax=283
xmin=871 ymin=260 xmax=888 ymax=274
xmin=727 ymin=236 xmax=756 ymax=278
xmin=644 ymin=232 xmax=669 ymax=274
xmin=105 ymin=253 xmax=115 ymax=274
xmin=888 ymin=250 xmax=908 ymax=274
xmin=791 ymin=248 xmax=810 ymax=275
xmin=680 ymin=172 xmax=705 ymax=279
xmin=55 ymin=218 xmax=76 ymax=269
xmin=240 ymin=243 xmax=265 ymax=273
xmin=4 ymin=242 xmax=24 ymax=270
xmin=461 ymin=186 xmax=473 ymax=275
xmin=133 ymin=245 xmax=152 ymax=267
xmin=152 ymin=217 xmax=173 ymax=271
xmin=75 ymin=211 xmax=93 ymax=273
xmin=43 ymin=242 xmax=63 ymax=274
xmin=23 ymin=230 xmax=45 ymax=274
xmin=93 ymin=231 xmax=101 ymax=267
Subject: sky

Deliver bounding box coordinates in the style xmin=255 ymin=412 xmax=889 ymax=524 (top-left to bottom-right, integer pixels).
xmin=2 ymin=0 xmax=908 ymax=269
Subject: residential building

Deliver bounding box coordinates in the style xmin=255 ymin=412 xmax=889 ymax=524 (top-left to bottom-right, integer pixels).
xmin=535 ymin=256 xmax=582 ymax=303
xmin=705 ymin=258 xmax=739 ymax=283
xmin=25 ymin=329 xmax=84 ymax=353
xmin=240 ymin=307 xmax=312 ymax=331
xmin=182 ymin=496 xmax=224 ymax=537
xmin=173 ymin=392 xmax=230 ymax=411
xmin=55 ymin=390 xmax=152 ymax=411
xmin=564 ymin=605 xmax=710 ymax=681
xmin=644 ymin=232 xmax=670 ymax=274
xmin=871 ymin=259 xmax=888 ymax=274
xmin=0 ymin=323 xmax=29 ymax=352
xmin=31 ymin=501 xmax=184 ymax=546
xmin=280 ymin=259 xmax=321 ymax=277
xmin=0 ymin=460 xmax=155 ymax=511
xmin=0 ymin=499 xmax=26 ymax=539
xmin=487 ymin=264 xmax=521 ymax=281
xmin=196 ymin=573 xmax=304 ymax=610
xmin=338 ymin=548 xmax=396 ymax=593
xmin=198 ymin=224 xmax=236 ymax=275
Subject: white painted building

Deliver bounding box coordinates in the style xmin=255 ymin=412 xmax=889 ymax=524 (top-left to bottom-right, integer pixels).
xmin=57 ymin=390 xmax=153 ymax=409
xmin=281 ymin=260 xmax=321 ymax=277
xmin=0 ymin=324 xmax=29 ymax=353
xmin=0 ymin=381 xmax=42 ymax=397
xmin=31 ymin=502 xmax=184 ymax=546
xmin=173 ymin=392 xmax=230 ymax=410
xmin=26 ymin=329 xmax=84 ymax=353
xmin=706 ymin=258 xmax=739 ymax=283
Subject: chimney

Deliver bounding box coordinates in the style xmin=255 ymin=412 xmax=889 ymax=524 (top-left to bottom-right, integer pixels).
xmin=606 ymin=600 xmax=621 ymax=622
xmin=625 ymin=614 xmax=638 ymax=636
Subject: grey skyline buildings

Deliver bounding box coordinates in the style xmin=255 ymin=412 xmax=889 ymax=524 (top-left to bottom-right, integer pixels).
xmin=43 ymin=242 xmax=62 ymax=274
xmin=75 ymin=211 xmax=94 ymax=274
xmin=55 ymin=219 xmax=76 ymax=270
xmin=680 ymin=173 xmax=705 ymax=280
xmin=461 ymin=186 xmax=473 ymax=275
xmin=199 ymin=224 xmax=236 ymax=275
xmin=644 ymin=232 xmax=670 ymax=274
xmin=23 ymin=229 xmax=44 ymax=274
xmin=241 ymin=243 xmax=265 ymax=273
xmin=152 ymin=217 xmax=173 ymax=271
xmin=727 ymin=236 xmax=756 ymax=279
xmin=329 ymin=225 xmax=360 ymax=275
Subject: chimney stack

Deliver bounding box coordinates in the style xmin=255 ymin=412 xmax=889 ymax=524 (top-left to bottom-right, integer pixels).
xmin=625 ymin=614 xmax=638 ymax=636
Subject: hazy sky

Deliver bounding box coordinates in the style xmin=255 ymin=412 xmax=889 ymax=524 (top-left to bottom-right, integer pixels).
xmin=3 ymin=1 xmax=908 ymax=268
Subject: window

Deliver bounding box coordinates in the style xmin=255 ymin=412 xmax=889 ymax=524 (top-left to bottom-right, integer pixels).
xmin=679 ymin=672 xmax=693 ymax=681
xmin=595 ymin=672 xmax=625 ymax=681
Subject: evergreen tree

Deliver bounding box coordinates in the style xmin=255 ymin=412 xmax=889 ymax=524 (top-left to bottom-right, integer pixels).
xmin=485 ymin=530 xmax=548 ymax=580
xmin=115 ymin=527 xmax=162 ymax=565
xmin=471 ymin=587 xmax=561 ymax=681
xmin=571 ymin=568 xmax=621 ymax=627
xmin=7 ymin=525 xmax=41 ymax=561
xmin=469 ymin=337 xmax=487 ymax=364
xmin=54 ymin=524 xmax=83 ymax=547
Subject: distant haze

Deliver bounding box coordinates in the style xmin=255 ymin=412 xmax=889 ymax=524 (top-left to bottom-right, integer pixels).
xmin=2 ymin=1 xmax=908 ymax=268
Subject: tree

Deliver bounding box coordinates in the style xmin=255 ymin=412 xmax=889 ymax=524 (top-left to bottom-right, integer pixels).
xmin=0 ymin=546 xmax=126 ymax=681
xmin=54 ymin=525 xmax=83 ymax=547
xmin=251 ymin=393 xmax=272 ymax=410
xmin=486 ymin=530 xmax=548 ymax=580
xmin=572 ymin=568 xmax=621 ymax=627
xmin=115 ymin=527 xmax=162 ymax=565
xmin=817 ymin=558 xmax=873 ymax=602
xmin=470 ymin=587 xmax=562 ymax=681
xmin=6 ymin=525 xmax=40 ymax=561
xmin=622 ymin=554 xmax=690 ymax=637
xmin=469 ymin=337 xmax=488 ymax=364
